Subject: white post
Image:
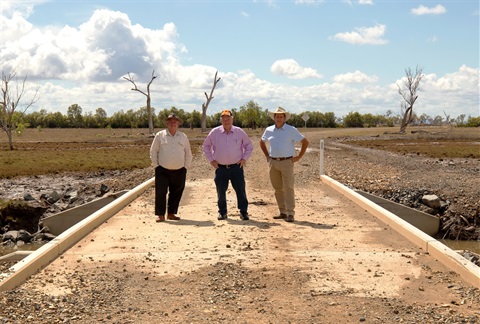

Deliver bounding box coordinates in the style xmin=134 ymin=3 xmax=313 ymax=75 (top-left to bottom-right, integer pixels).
xmin=320 ymin=139 xmax=324 ymax=175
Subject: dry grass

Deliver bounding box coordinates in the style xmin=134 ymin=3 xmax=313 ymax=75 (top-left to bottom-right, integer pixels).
xmin=0 ymin=126 xmax=478 ymax=178
xmin=345 ymin=138 xmax=480 ymax=158
xmin=302 ymin=126 xmax=480 ymax=158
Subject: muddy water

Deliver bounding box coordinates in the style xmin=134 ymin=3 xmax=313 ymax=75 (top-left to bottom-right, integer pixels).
xmin=0 ymin=243 xmax=45 ymax=258
xmin=439 ymin=239 xmax=480 ymax=254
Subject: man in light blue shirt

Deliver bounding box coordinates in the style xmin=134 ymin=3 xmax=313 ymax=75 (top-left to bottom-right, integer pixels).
xmin=203 ymin=109 xmax=253 ymax=221
xmin=260 ymin=107 xmax=309 ymax=222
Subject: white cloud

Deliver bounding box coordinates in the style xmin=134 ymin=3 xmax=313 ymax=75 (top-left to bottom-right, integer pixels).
xmin=1 ymin=9 xmax=185 ymax=82
xmin=333 ymin=71 xmax=379 ymax=84
xmin=342 ymin=0 xmax=373 ymax=7
xmin=270 ymin=59 xmax=322 ymax=79
xmin=411 ymin=5 xmax=446 ymax=16
xmin=329 ymin=24 xmax=388 ymax=45
xmin=0 ymin=0 xmax=41 ymax=18
xmin=1 ymin=7 xmax=477 ymax=119
xmin=294 ymin=0 xmax=325 ymax=5
xmin=423 ymin=65 xmax=479 ymax=93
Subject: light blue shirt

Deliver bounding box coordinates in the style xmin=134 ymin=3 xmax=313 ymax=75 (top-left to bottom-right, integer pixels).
xmin=261 ymin=124 xmax=305 ymax=158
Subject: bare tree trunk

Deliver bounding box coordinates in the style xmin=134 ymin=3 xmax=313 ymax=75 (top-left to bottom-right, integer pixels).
xmin=6 ymin=130 xmax=14 ymax=150
xmin=397 ymin=66 xmax=423 ymax=133
xmin=201 ymin=71 xmax=221 ymax=132
xmin=399 ymin=106 xmax=413 ymax=133
xmin=124 ymin=71 xmax=157 ymax=137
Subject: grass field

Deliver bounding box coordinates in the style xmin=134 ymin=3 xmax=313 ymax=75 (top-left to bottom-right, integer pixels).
xmin=0 ymin=126 xmax=478 ymax=178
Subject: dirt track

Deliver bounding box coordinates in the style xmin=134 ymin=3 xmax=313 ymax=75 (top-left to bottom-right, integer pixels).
xmin=1 ymin=135 xmax=479 ymax=323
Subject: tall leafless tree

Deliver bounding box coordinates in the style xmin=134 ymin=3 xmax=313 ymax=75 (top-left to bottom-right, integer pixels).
xmin=1 ymin=71 xmax=39 ymax=150
xmin=201 ymin=71 xmax=221 ymax=132
xmin=124 ymin=70 xmax=157 ymax=136
xmin=398 ymin=66 xmax=424 ymax=133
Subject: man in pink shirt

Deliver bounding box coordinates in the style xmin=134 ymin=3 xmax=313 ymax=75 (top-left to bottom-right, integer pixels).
xmin=203 ymin=109 xmax=253 ymax=220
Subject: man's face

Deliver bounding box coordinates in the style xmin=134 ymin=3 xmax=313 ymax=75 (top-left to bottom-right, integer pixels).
xmin=274 ymin=113 xmax=286 ymax=126
xmin=221 ymin=115 xmax=233 ymax=128
xmin=167 ymin=119 xmax=179 ymax=132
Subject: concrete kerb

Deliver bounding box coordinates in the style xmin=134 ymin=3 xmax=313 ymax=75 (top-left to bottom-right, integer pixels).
xmin=0 ymin=177 xmax=155 ymax=292
xmin=321 ymin=174 xmax=480 ymax=289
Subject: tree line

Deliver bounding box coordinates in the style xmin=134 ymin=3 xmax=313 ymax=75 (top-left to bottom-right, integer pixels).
xmin=19 ymin=100 xmax=480 ymax=130
xmin=3 ymin=69 xmax=479 ymax=151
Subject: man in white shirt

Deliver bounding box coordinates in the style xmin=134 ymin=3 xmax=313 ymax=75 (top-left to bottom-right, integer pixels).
xmin=150 ymin=114 xmax=192 ymax=222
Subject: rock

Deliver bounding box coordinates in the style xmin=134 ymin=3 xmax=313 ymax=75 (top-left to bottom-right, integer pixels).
xmin=2 ymin=230 xmax=18 ymax=242
xmin=100 ymin=184 xmax=110 ymax=196
xmin=46 ymin=191 xmax=61 ymax=204
xmin=24 ymin=193 xmax=36 ymax=201
xmin=17 ymin=229 xmax=32 ymax=243
xmin=422 ymin=194 xmax=442 ymax=209
xmin=65 ymin=190 xmax=79 ymax=203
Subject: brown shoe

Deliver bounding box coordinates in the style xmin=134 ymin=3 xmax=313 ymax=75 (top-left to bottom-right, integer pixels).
xmin=285 ymin=215 xmax=294 ymax=222
xmin=156 ymin=216 xmax=165 ymax=222
xmin=273 ymin=213 xmax=287 ymax=219
xmin=167 ymin=214 xmax=180 ymax=220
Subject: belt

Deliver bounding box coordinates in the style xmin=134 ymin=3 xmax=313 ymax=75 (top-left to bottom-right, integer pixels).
xmin=218 ymin=163 xmax=239 ymax=169
xmin=270 ymin=156 xmax=293 ymax=161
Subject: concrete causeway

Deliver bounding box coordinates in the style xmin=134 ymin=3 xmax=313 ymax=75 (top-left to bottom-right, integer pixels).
xmin=1 ymin=175 xmax=479 ymax=293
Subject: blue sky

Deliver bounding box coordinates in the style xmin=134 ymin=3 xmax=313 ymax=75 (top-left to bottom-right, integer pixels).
xmin=1 ymin=0 xmax=479 ymax=120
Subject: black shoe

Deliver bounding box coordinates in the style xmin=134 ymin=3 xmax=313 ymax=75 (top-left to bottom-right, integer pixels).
xmin=285 ymin=215 xmax=294 ymax=222
xmin=273 ymin=213 xmax=287 ymax=219
xmin=240 ymin=212 xmax=249 ymax=221
xmin=218 ymin=213 xmax=227 ymax=220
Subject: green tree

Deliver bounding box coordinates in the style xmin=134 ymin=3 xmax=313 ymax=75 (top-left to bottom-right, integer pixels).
xmin=343 ymin=112 xmax=364 ymax=128
xmin=238 ymin=100 xmax=262 ymax=129
xmin=67 ymin=104 xmax=83 ymax=128
xmin=83 ymin=111 xmax=103 ymax=128
xmin=454 ymin=114 xmax=466 ymax=126
xmin=187 ymin=110 xmax=202 ymax=129
xmin=110 ymin=109 xmax=129 ymax=128
xmin=362 ymin=113 xmax=378 ymax=127
xmin=46 ymin=111 xmax=68 ymax=128
xmin=94 ymin=108 xmax=108 ymax=128
xmin=136 ymin=106 xmax=156 ymax=128
xmin=324 ymin=112 xmax=337 ymax=128
xmin=465 ymin=116 xmax=480 ymax=127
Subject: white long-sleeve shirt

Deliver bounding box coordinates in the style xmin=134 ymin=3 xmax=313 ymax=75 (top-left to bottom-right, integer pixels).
xmin=150 ymin=129 xmax=192 ymax=170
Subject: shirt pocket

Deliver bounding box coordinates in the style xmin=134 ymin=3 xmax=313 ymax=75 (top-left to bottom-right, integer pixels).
xmin=160 ymin=138 xmax=168 ymax=145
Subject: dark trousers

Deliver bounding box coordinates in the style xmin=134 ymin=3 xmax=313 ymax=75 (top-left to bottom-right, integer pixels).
xmin=155 ymin=166 xmax=187 ymax=216
xmin=214 ymin=164 xmax=248 ymax=215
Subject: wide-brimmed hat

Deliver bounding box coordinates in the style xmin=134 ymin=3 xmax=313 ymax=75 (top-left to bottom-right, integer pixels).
xmin=166 ymin=113 xmax=182 ymax=124
xmin=269 ymin=106 xmax=290 ymax=121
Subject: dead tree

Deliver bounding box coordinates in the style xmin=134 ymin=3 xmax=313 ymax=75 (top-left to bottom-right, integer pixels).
xmin=397 ymin=66 xmax=424 ymax=133
xmin=124 ymin=71 xmax=157 ymax=136
xmin=201 ymin=71 xmax=221 ymax=132
xmin=1 ymin=71 xmax=39 ymax=150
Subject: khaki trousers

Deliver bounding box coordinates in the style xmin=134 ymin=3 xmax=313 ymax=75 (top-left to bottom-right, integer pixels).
xmin=269 ymin=159 xmax=295 ymax=216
